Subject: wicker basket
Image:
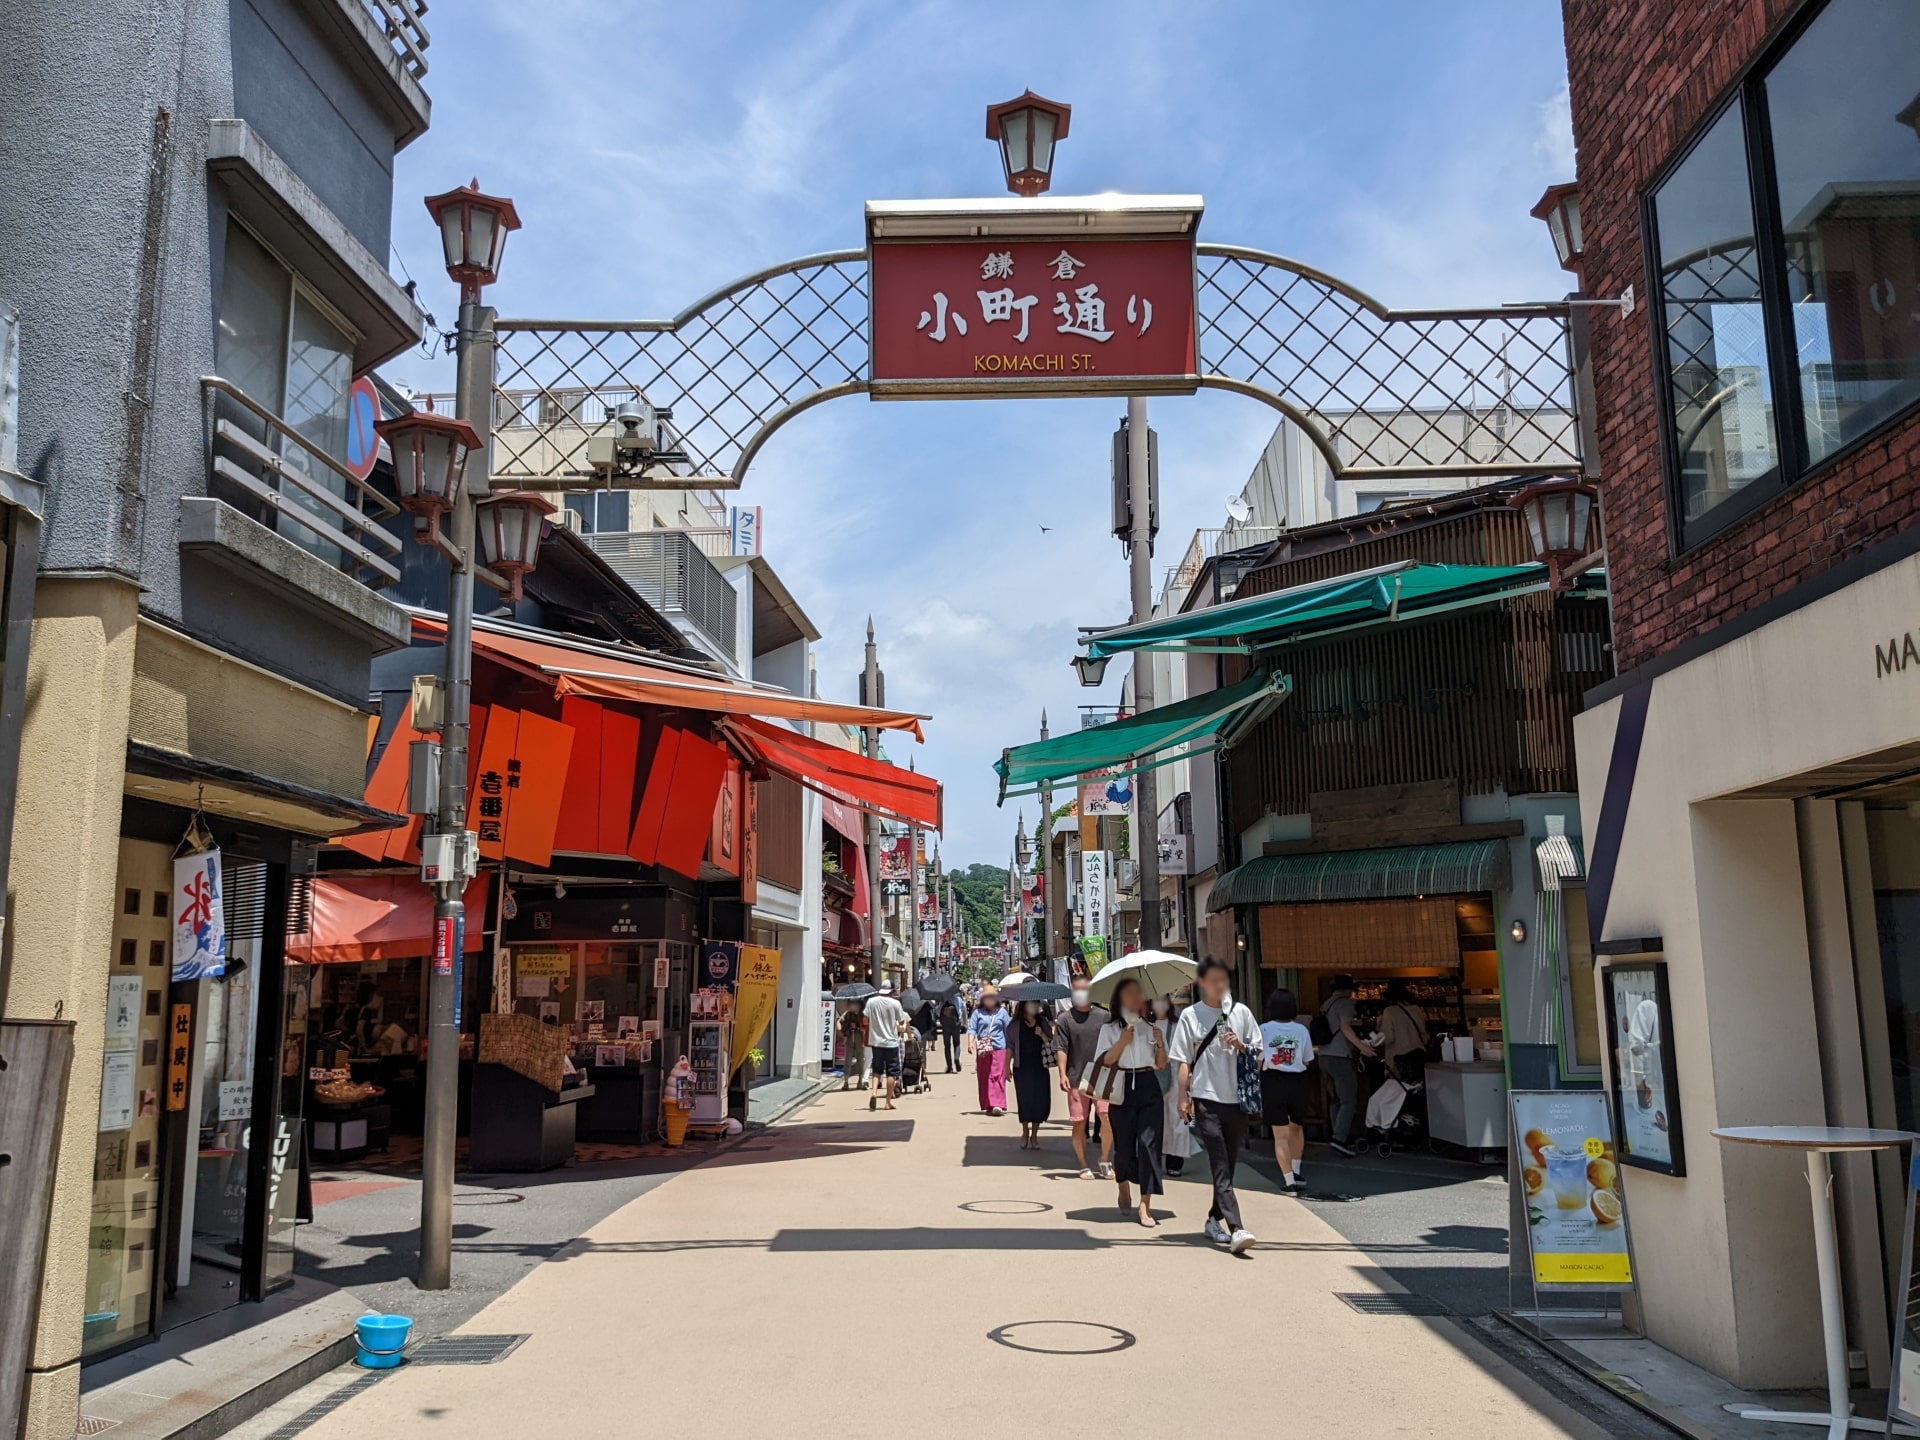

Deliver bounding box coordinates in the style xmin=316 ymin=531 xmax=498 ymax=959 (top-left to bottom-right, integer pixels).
xmin=478 ymin=1012 xmax=567 ymax=1092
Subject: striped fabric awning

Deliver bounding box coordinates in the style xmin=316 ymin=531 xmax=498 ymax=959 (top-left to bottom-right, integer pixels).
xmin=1535 ymin=834 xmax=1586 ymax=892
xmin=1208 ymin=839 xmax=1512 ymax=911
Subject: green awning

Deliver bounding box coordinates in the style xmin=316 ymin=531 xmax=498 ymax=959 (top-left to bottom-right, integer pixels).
xmin=1209 ymin=839 xmax=1513 ymax=910
xmin=994 ymin=670 xmax=1292 ymax=804
xmin=1085 ymin=561 xmax=1599 ymax=660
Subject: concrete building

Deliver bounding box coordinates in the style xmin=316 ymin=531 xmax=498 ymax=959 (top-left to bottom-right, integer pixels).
xmin=0 ymin=3 xmax=431 ymax=1431
xmin=1561 ymin=0 xmax=1920 ymax=1395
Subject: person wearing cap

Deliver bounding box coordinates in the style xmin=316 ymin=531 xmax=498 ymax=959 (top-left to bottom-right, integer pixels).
xmin=862 ymin=981 xmax=908 ymax=1111
xmin=965 ymin=986 xmax=1011 ymax=1115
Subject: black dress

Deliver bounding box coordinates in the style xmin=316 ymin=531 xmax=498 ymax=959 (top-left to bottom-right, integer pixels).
xmin=1011 ymin=1019 xmax=1053 ymax=1125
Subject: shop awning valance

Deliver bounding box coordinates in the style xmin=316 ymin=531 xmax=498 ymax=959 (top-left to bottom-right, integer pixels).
xmin=418 ymin=616 xmax=930 ymax=740
xmin=1209 ymin=838 xmax=1512 ymax=910
xmin=1084 ymin=561 xmax=1601 ymax=660
xmin=722 ymin=716 xmax=942 ymax=831
xmin=1535 ymin=834 xmax=1586 ymax=892
xmin=290 ymin=873 xmax=490 ymax=964
xmin=993 ymin=670 xmax=1293 ymax=803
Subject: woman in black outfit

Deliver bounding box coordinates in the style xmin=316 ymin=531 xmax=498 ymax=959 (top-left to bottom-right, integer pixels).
xmin=1008 ymin=1000 xmax=1055 ymax=1148
xmin=1096 ymin=977 xmax=1170 ymax=1226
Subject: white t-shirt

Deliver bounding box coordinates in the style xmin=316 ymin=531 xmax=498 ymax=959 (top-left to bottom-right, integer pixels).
xmin=1259 ymin=1020 xmax=1314 ymax=1073
xmin=1095 ymin=1016 xmax=1160 ymax=1069
xmin=1170 ymin=996 xmax=1261 ymax=1104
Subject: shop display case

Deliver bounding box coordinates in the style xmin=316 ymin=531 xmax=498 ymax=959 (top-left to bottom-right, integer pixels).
xmin=687 ymin=1020 xmax=728 ymax=1127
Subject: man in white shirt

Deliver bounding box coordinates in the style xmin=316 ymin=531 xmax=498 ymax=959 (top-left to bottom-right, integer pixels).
xmin=863 ymin=982 xmax=908 ymax=1111
xmin=1171 ymin=956 xmax=1264 ymax=1255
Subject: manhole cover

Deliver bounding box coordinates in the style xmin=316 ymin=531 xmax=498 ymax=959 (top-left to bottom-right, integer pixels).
xmin=1336 ymin=1292 xmax=1452 ymax=1317
xmin=987 ymin=1320 xmax=1135 ymax=1355
xmin=959 ymin=1200 xmax=1051 ymax=1215
xmin=75 ymin=1418 xmax=119 ymax=1437
xmin=407 ymin=1333 xmax=529 ymax=1365
xmin=452 ymin=1191 xmax=523 ymax=1206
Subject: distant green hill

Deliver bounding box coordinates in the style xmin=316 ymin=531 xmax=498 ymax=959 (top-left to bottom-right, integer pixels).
xmin=942 ymin=862 xmax=1009 ymax=946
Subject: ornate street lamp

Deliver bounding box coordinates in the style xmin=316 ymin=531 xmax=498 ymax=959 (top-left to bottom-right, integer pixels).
xmin=474 ymin=491 xmax=554 ymax=603
xmin=985 ymin=91 xmax=1071 ymax=197
xmin=377 ymin=411 xmax=481 ymax=547
xmin=1511 ymin=479 xmax=1601 ymax=589
xmin=1530 ymin=182 xmax=1585 ymax=278
xmin=424 ymin=179 xmax=522 ymax=301
xmin=1071 ymin=653 xmax=1110 ymax=687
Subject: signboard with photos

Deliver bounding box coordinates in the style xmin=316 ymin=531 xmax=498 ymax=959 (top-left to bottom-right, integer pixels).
xmin=1510 ymin=1089 xmax=1633 ymax=1291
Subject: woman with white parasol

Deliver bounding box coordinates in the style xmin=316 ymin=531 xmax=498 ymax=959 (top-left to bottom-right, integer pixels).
xmin=1090 ymin=951 xmax=1200 ymax=1194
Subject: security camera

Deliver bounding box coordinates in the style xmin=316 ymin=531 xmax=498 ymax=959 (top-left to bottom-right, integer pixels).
xmin=613 ymin=399 xmax=657 ymax=457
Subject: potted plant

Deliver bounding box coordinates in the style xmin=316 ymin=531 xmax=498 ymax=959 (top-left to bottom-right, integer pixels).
xmin=743 ymin=1046 xmax=766 ymax=1085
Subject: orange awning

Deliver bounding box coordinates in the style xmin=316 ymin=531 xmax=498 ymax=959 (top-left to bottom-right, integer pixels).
xmin=723 ymin=716 xmax=942 ymax=831
xmin=290 ymin=874 xmax=491 ymax=965
xmin=416 ymin=617 xmax=928 ymax=740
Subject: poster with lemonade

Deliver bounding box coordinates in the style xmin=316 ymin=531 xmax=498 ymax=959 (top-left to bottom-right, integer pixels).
xmin=1510 ymin=1090 xmax=1633 ymax=1290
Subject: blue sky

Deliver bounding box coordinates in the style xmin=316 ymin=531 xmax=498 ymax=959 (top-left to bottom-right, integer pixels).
xmin=383 ymin=0 xmax=1575 ymax=868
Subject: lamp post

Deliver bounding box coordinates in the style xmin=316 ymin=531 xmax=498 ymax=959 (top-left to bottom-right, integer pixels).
xmin=1124 ymin=398 xmax=1161 ymax=954
xmin=1037 ymin=709 xmax=1053 ymax=974
xmin=400 ymin=178 xmax=525 ymax=1292
xmin=862 ymin=619 xmax=886 ymax=987
xmin=985 ymin=91 xmax=1071 ymax=197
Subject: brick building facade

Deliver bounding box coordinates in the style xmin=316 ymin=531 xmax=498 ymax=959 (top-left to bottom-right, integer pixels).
xmin=1562 ymin=0 xmax=1920 ymax=1400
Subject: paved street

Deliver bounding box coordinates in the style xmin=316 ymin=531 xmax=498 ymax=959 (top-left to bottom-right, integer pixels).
xmin=273 ymin=1080 xmax=1645 ymax=1440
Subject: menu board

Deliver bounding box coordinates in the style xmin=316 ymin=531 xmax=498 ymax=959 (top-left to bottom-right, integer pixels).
xmin=1890 ymin=1152 xmax=1920 ymax=1426
xmin=1511 ymin=1089 xmax=1634 ymax=1291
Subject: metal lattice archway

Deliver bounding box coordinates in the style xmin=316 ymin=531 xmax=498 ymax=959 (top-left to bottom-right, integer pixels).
xmin=489 ymin=245 xmax=1583 ymax=488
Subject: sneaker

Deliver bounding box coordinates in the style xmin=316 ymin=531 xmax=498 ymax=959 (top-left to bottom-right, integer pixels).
xmin=1229 ymin=1228 xmax=1257 ymax=1255
xmin=1329 ymin=1140 xmax=1357 ymax=1157
xmin=1291 ymin=1169 xmax=1304 ymax=1184
xmin=1204 ymin=1218 xmax=1231 ymax=1246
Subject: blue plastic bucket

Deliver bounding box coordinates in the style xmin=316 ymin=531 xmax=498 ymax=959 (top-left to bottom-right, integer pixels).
xmin=355 ymin=1313 xmax=412 ymax=1369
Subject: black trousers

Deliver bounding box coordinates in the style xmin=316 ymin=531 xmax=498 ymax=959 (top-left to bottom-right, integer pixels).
xmin=1109 ymin=1076 xmax=1165 ymax=1196
xmin=941 ymin=1031 xmax=961 ymax=1069
xmin=1191 ymin=1098 xmax=1247 ymax=1232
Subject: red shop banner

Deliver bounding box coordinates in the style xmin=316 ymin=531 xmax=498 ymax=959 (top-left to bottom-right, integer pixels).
xmin=869 ymin=236 xmax=1197 ymax=397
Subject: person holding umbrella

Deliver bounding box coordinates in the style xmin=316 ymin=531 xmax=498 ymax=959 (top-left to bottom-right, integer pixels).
xmin=1007 ymin=995 xmax=1057 ymax=1149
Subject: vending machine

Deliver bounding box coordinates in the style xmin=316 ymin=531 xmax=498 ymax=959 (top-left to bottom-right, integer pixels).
xmin=687 ymin=1017 xmax=729 ymax=1128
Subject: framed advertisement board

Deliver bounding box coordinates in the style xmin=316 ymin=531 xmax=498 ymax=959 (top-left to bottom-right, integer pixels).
xmin=1890 ymin=1152 xmax=1920 ymax=1426
xmin=1510 ymin=1090 xmax=1634 ymax=1291
xmin=1602 ymin=959 xmax=1687 ymax=1177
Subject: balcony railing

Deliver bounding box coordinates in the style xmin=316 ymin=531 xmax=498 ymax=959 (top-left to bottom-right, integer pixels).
xmin=363 ymin=0 xmax=430 ymax=80
xmin=201 ymin=376 xmax=404 ymax=588
xmin=586 ymin=529 xmax=737 ymax=658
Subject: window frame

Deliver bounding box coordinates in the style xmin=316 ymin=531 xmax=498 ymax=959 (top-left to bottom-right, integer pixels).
xmin=1642 ymin=0 xmax=1920 ymax=556
xmin=221 ymin=218 xmax=362 ymax=437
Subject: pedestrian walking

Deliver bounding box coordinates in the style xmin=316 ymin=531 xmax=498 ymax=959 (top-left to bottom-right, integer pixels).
xmin=1153 ymin=996 xmax=1190 ymax=1175
xmin=1096 ymin=977 xmax=1169 ymax=1226
xmin=1314 ymin=973 xmax=1374 ymax=1156
xmin=1008 ymin=1000 xmax=1056 ymax=1148
xmin=863 ymin=981 xmax=908 ymax=1111
xmin=838 ymin=1003 xmax=868 ymax=1092
xmin=1171 ymin=956 xmax=1264 ymax=1255
xmin=938 ymin=998 xmax=964 ymax=1073
xmin=1052 ymin=982 xmax=1113 ymax=1179
xmin=1259 ymin=988 xmax=1314 ymax=1193
xmin=966 ymin=987 xmax=1011 ymax=1115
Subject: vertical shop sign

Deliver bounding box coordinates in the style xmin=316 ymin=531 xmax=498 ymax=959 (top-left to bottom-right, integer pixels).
xmin=166 ymin=1003 xmax=193 ymax=1111
xmin=433 ymin=914 xmax=456 ymax=976
xmin=1510 ymin=1090 xmax=1633 ymax=1290
xmin=172 ymin=848 xmax=226 ymax=980
xmin=1081 ymin=849 xmax=1109 ymax=950
xmin=730 ymin=945 xmax=781 ymax=1078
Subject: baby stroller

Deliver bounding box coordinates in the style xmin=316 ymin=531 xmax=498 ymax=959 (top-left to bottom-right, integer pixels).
xmin=1363 ymin=1052 xmax=1428 ymax=1157
xmin=899 ymin=1027 xmax=933 ymax=1094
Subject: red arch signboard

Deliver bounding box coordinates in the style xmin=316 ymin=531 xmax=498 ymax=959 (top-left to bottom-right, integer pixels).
xmin=866 ymin=196 xmax=1200 ymax=399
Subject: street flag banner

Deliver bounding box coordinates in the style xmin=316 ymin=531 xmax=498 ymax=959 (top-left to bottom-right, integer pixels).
xmin=172 ymin=849 xmax=226 ymax=981
xmin=729 ymin=945 xmax=781 ymax=1079
xmin=1510 ymin=1090 xmax=1633 ymax=1291
xmin=1080 ymin=769 xmax=1132 ymax=816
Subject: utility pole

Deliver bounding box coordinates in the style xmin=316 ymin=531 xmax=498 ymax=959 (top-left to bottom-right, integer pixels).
xmin=907 ymin=760 xmax=920 ymax=988
xmin=1037 ymin=709 xmax=1052 ymax=977
xmin=420 ymin=295 xmax=492 ymax=1291
xmin=862 ymin=619 xmax=886 ymax=986
xmin=1127 ymin=395 xmax=1162 ymax=953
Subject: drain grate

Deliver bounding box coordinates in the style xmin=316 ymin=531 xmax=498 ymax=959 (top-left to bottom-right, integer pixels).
xmin=1336 ymin=1292 xmax=1453 ymax=1317
xmin=256 ymin=1371 xmax=384 ymax=1440
xmin=406 ymin=1333 xmax=529 ymax=1365
xmin=75 ymin=1418 xmax=120 ymax=1437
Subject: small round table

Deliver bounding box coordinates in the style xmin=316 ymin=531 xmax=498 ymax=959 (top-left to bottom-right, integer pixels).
xmin=1714 ymin=1126 xmax=1919 ymax=1439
